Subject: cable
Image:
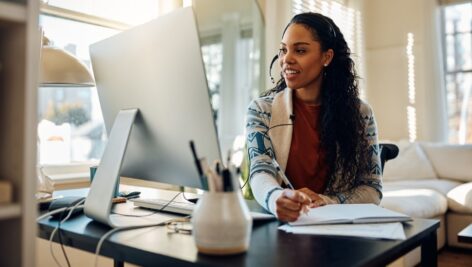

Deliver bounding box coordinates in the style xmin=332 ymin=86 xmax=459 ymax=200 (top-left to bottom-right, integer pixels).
xmin=94 ymin=192 xmax=190 ymax=267
xmin=263 ymin=123 xmax=294 ymax=135
xmin=48 ymin=200 xmax=85 ymax=267
xmin=242 ymin=120 xmax=294 ymax=191
xmin=269 ymin=54 xmax=279 ymax=83
xmin=181 ymin=190 xmax=199 ymax=204
xmin=111 ymin=192 xmax=182 ymax=217
xmin=41 ymin=191 xmax=185 ymax=267
xmin=110 ymin=210 xmax=158 ymax=217
xmin=37 ymin=207 xmax=69 ymax=222
xmin=95 ymin=191 xmax=187 ymax=266
xmin=240 ymin=176 xmax=250 ymax=190
xmin=93 ymin=217 xmax=190 ymax=267
xmin=57 ymin=208 xmax=71 ymax=267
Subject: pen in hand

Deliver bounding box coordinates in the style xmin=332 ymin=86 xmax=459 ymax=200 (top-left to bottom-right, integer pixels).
xmin=272 ymin=158 xmax=294 ymax=190
xmin=272 ymin=158 xmax=311 ymax=215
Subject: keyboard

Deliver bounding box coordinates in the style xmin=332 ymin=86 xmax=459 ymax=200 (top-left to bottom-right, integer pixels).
xmin=130 ymin=198 xmax=276 ymax=220
xmin=131 ymin=198 xmax=194 ymax=215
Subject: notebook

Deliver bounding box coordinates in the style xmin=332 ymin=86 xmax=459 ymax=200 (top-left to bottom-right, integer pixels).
xmin=290 ymin=204 xmax=411 ymax=226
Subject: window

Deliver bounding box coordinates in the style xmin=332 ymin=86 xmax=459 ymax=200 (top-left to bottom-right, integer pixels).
xmin=441 ymin=1 xmax=472 ymax=144
xmin=201 ymin=41 xmax=223 ymax=120
xmin=39 ymin=15 xmax=118 ymax=164
xmin=201 ymin=33 xmax=255 ymax=122
xmin=39 ymin=0 xmax=261 ymax=169
xmin=39 ymin=1 xmax=160 ymax=166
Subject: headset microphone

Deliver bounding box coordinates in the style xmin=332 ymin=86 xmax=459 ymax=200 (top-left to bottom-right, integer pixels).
xmin=269 ymin=54 xmax=279 ymax=84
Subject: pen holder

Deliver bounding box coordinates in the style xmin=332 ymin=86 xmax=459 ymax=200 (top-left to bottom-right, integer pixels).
xmin=192 ymin=191 xmax=252 ymax=255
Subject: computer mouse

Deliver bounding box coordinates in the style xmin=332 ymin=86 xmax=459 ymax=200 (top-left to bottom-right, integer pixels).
xmin=48 ymin=196 xmax=86 ymax=220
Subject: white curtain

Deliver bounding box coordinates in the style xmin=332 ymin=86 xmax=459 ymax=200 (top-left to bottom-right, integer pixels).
xmin=219 ymin=13 xmax=255 ymax=157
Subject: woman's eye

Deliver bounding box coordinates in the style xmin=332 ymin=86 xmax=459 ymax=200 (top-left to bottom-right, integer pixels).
xmin=296 ymin=49 xmax=306 ymax=54
xmin=278 ymin=48 xmax=287 ymax=55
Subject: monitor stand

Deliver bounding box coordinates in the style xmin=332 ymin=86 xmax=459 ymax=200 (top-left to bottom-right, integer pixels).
xmin=84 ymin=108 xmax=139 ymax=228
xmin=84 ymin=109 xmax=196 ymax=228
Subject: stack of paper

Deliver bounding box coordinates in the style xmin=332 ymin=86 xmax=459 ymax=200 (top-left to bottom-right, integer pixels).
xmin=279 ymin=204 xmax=411 ymax=240
xmin=279 ymin=222 xmax=406 ymax=240
xmin=291 ymin=204 xmax=411 ymax=226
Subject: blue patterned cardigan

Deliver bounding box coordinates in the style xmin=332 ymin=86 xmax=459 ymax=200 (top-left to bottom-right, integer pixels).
xmin=246 ymin=88 xmax=382 ymax=215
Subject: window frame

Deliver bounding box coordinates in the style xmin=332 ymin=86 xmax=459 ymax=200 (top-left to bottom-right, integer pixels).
xmin=38 ymin=3 xmax=130 ymax=178
xmin=439 ymin=1 xmax=472 ymax=144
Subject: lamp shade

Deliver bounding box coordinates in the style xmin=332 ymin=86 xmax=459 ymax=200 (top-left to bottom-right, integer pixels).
xmin=40 ymin=46 xmax=95 ymax=87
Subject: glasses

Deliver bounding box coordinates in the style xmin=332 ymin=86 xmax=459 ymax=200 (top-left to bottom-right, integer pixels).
xmin=166 ymin=217 xmax=192 ymax=235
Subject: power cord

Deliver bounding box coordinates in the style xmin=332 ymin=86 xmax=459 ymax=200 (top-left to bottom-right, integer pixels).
xmin=46 ymin=199 xmax=86 ymax=267
xmin=57 ymin=208 xmax=71 ymax=267
xmin=181 ymin=189 xmax=198 ymax=204
xmin=93 ymin=216 xmax=190 ymax=267
xmin=94 ymin=191 xmax=188 ymax=267
xmin=111 ymin=191 xmax=182 ymax=217
xmin=37 ymin=207 xmax=70 ymax=222
xmin=39 ymin=191 xmax=188 ymax=267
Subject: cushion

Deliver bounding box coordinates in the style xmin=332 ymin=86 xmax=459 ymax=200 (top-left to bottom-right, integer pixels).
xmin=382 ymin=140 xmax=437 ymax=181
xmin=380 ymin=189 xmax=447 ymax=218
xmin=421 ymin=142 xmax=472 ymax=182
xmin=447 ymin=182 xmax=472 ymax=214
xmin=383 ymin=179 xmax=461 ymax=196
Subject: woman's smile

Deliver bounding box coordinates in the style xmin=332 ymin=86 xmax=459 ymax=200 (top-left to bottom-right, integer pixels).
xmin=283 ymin=67 xmax=301 ymax=80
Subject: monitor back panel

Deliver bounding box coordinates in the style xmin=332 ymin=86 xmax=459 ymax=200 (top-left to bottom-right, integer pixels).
xmin=90 ymin=7 xmax=221 ymax=189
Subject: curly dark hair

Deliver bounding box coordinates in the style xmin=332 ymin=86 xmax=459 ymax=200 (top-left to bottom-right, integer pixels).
xmin=263 ymin=12 xmax=370 ymax=192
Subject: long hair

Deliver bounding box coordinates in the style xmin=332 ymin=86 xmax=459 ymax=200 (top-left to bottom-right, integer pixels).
xmin=264 ymin=12 xmax=370 ymax=191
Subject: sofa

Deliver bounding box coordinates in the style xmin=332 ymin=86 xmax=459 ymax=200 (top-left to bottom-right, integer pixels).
xmin=380 ymin=140 xmax=472 ymax=266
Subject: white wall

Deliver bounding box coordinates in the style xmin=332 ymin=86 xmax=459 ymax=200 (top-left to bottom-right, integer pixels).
xmin=363 ymin=0 xmax=447 ymax=142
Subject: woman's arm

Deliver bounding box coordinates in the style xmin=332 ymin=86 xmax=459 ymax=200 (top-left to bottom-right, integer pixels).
xmin=246 ymin=99 xmax=284 ymax=214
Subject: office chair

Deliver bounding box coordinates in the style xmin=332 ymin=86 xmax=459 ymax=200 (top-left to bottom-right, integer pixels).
xmin=378 ymin=143 xmax=399 ymax=173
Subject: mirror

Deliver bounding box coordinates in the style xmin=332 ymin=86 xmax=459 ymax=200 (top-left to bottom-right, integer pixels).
xmin=193 ymin=0 xmax=265 ymax=157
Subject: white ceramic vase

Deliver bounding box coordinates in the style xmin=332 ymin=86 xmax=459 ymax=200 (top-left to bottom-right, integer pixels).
xmin=192 ymin=191 xmax=252 ymax=255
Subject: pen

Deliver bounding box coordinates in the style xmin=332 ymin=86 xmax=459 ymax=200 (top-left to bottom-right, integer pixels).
xmin=189 ymin=140 xmax=208 ymax=190
xmin=189 ymin=141 xmax=203 ymax=176
xmin=271 ymin=158 xmax=294 ymax=190
xmin=272 ymin=159 xmax=310 ymax=215
xmin=222 ymin=169 xmax=233 ymax=192
xmin=213 ymin=160 xmax=223 ymax=191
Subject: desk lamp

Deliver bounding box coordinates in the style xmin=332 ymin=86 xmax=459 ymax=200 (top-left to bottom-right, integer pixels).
xmin=40 ymin=36 xmax=95 ymax=87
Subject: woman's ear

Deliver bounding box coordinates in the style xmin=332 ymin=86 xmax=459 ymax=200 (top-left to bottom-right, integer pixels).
xmin=323 ymin=49 xmax=334 ymax=66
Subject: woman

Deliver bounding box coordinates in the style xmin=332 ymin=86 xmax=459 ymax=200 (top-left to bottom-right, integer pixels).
xmin=246 ymin=12 xmax=382 ymax=222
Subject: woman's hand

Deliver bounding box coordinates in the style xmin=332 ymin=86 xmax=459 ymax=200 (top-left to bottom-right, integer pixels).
xmin=275 ymin=189 xmax=311 ymax=222
xmin=297 ymin=187 xmax=327 ymax=208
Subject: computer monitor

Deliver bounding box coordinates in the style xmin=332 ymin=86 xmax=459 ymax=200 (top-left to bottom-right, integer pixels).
xmin=84 ymin=7 xmax=221 ymax=227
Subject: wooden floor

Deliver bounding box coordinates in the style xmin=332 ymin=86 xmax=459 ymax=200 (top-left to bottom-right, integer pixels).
xmin=437 ymin=247 xmax=472 ymax=267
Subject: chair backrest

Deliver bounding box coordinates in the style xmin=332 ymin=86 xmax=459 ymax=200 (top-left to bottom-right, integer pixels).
xmin=379 ymin=143 xmax=399 ymax=173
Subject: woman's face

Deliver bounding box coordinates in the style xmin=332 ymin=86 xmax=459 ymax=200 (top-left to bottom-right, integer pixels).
xmin=279 ymin=23 xmax=332 ymax=91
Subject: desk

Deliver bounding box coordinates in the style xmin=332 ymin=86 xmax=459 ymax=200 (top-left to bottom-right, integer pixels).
xmin=38 ymin=189 xmax=440 ymax=267
xmin=458 ymin=224 xmax=472 ymax=244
